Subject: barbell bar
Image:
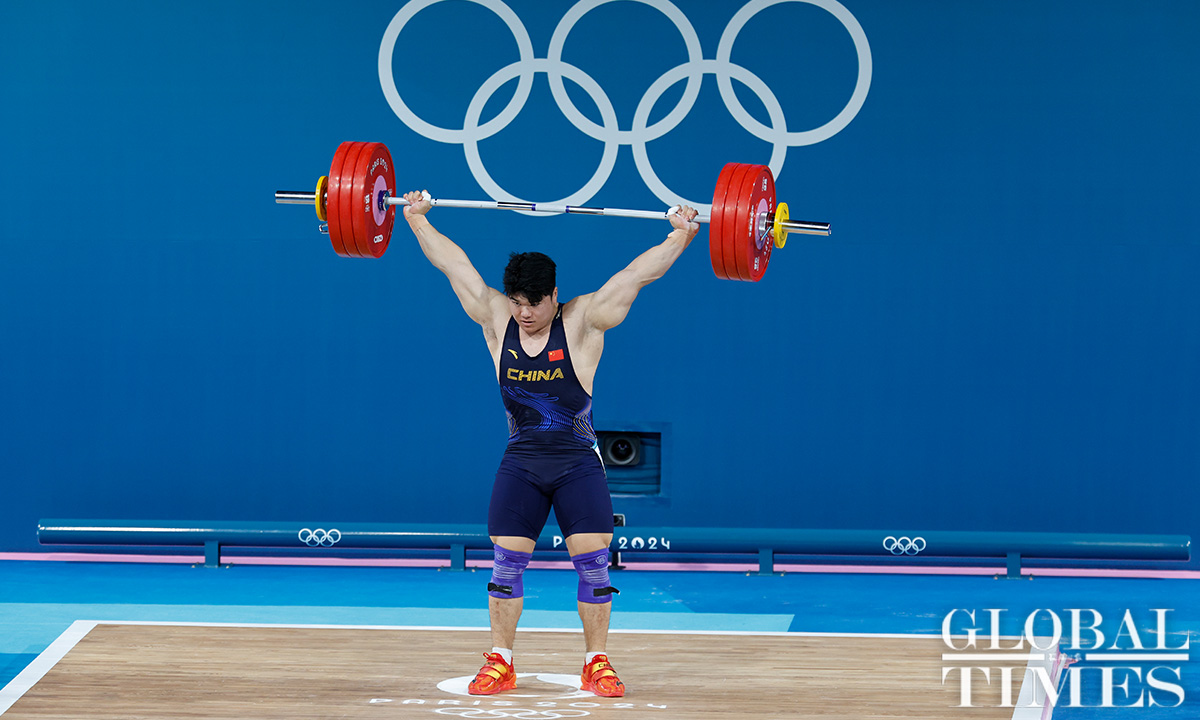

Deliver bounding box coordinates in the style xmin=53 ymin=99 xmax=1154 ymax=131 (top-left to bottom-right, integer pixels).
xmin=275 ymin=191 xmax=831 ymax=233
xmin=275 ymin=141 xmax=832 ymax=281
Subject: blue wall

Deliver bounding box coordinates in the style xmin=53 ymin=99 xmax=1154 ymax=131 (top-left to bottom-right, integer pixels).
xmin=2 ymin=1 xmax=1197 ymax=558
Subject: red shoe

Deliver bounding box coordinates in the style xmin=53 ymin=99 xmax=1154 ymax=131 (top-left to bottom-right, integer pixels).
xmin=581 ymin=654 xmax=625 ymax=697
xmin=468 ymin=652 xmax=517 ymax=695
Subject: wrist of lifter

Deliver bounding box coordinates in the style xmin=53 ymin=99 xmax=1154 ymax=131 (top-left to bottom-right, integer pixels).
xmin=668 ymin=228 xmax=696 ymax=245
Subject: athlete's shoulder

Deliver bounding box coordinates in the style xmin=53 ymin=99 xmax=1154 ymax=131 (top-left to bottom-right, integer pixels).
xmin=565 ymin=293 xmax=613 ymax=339
xmin=562 ymin=293 xmax=596 ymax=321
xmin=561 ymin=295 xmax=594 ymax=332
xmin=488 ymin=294 xmax=514 ymax=334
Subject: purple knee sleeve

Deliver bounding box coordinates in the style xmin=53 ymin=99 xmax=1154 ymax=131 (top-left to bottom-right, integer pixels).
xmin=488 ymin=545 xmax=532 ymax=599
xmin=571 ymin=548 xmax=618 ymax=604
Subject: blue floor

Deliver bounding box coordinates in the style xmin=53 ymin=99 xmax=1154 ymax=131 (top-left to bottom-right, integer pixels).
xmin=2 ymin=559 xmax=1198 ymax=717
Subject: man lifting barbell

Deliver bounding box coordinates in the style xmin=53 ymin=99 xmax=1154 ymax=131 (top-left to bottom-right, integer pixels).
xmin=274 ymin=140 xmax=831 ymax=695
xmin=401 ymin=188 xmax=700 ymax=697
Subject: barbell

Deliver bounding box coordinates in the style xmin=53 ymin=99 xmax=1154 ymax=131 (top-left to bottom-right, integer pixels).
xmin=275 ymin=141 xmax=831 ymax=282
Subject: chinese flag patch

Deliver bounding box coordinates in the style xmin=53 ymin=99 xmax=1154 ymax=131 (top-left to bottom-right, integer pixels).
xmin=548 ymin=349 xmax=564 ymax=362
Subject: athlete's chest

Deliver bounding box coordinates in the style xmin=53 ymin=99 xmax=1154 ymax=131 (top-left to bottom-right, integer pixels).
xmin=518 ymin=332 xmax=551 ymax=359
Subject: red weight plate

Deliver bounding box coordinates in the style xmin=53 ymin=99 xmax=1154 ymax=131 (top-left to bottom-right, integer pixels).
xmin=325 ymin=142 xmax=350 ymax=256
xmin=721 ymin=163 xmax=753 ymax=281
xmin=733 ymin=165 xmax=775 ymax=283
xmin=348 ymin=142 xmax=397 ymax=259
xmin=337 ymin=142 xmax=370 ymax=258
xmin=373 ymin=143 xmax=397 ymax=258
xmin=370 ymin=143 xmax=397 ymax=258
xmin=326 ymin=141 xmax=362 ymax=257
xmin=339 ymin=142 xmax=370 ymax=258
xmin=747 ymin=166 xmax=776 ymax=282
xmin=333 ymin=142 xmax=364 ymax=256
xmin=707 ymin=163 xmax=740 ymax=280
xmin=347 ymin=142 xmax=377 ymax=258
xmin=730 ymin=167 xmax=757 ymax=281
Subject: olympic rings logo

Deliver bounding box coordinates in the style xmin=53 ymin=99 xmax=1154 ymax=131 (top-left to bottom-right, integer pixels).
xmin=379 ymin=0 xmax=871 ymax=213
xmin=298 ymin=527 xmax=342 ymax=547
xmin=882 ymin=536 xmax=927 ymax=556
xmin=434 ymin=709 xmax=590 ymax=719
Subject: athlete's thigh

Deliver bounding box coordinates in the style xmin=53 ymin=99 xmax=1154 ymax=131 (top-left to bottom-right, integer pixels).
xmin=550 ymin=454 xmax=614 ymax=539
xmin=488 ymin=453 xmax=553 ymax=541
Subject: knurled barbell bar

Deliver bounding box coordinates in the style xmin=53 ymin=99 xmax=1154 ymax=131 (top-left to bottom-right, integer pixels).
xmin=275 ymin=141 xmax=831 ymax=282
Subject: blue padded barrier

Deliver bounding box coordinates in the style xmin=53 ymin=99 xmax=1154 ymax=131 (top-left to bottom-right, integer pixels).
xmin=37 ymin=520 xmax=1190 ymax=576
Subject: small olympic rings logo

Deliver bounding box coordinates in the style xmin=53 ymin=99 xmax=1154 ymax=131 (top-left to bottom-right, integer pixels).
xmin=379 ymin=0 xmax=871 ymax=212
xmin=882 ymin=536 xmax=926 ymax=556
xmin=434 ymin=709 xmax=591 ymax=719
xmin=298 ymin=528 xmax=342 ymax=547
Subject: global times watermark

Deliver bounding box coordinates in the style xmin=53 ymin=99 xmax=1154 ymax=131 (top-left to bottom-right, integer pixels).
xmin=942 ymin=608 xmax=1192 ymax=710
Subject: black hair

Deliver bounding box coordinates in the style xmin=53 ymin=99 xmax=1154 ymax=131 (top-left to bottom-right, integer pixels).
xmin=503 ymin=252 xmax=556 ymax=304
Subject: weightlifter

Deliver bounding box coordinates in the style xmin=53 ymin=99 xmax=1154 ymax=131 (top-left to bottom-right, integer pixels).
xmin=401 ymin=190 xmax=700 ymax=697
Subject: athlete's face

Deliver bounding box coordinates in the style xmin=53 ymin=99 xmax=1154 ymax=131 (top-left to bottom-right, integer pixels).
xmin=509 ymin=289 xmax=558 ymax=334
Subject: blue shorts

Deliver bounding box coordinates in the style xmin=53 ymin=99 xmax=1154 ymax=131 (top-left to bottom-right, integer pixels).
xmin=488 ymin=448 xmax=613 ymax=540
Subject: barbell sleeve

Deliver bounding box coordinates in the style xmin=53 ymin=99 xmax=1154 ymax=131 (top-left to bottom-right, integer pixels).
xmin=273 ymin=190 xmax=831 ymax=236
xmin=275 ymin=191 xmax=318 ymax=205
xmin=779 ymin=220 xmax=832 ymax=236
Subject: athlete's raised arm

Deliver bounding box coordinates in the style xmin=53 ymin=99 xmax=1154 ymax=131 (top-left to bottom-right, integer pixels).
xmin=402 ymin=190 xmax=507 ymax=327
xmin=577 ymin=205 xmax=701 ymax=332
